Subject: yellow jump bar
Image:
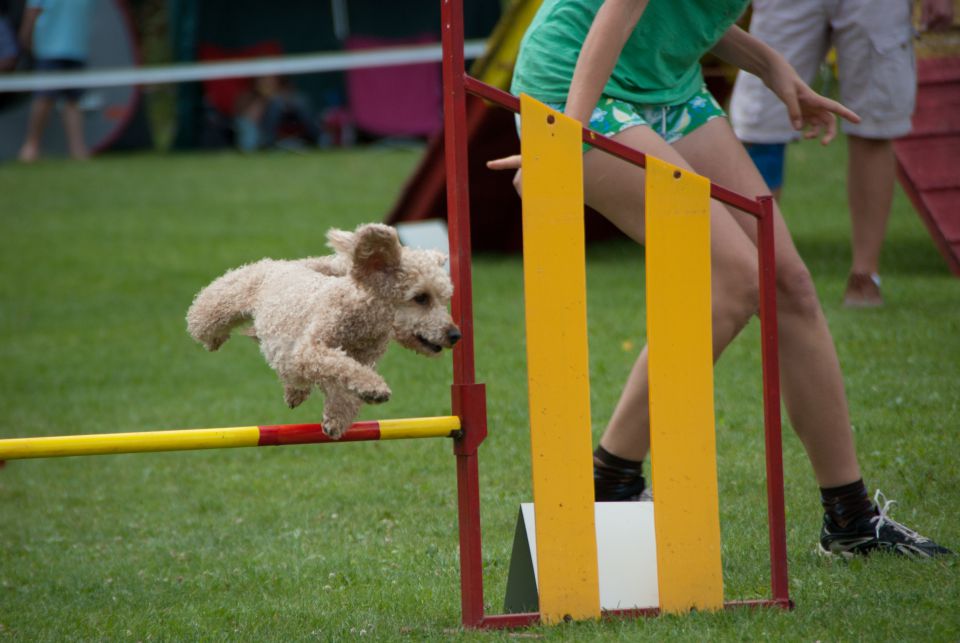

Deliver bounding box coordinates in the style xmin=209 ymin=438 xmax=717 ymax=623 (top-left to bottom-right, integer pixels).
xmin=0 ymin=416 xmax=461 ymax=460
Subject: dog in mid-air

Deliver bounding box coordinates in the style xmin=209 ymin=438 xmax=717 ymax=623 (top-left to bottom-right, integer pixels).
xmin=186 ymin=223 xmax=460 ymax=439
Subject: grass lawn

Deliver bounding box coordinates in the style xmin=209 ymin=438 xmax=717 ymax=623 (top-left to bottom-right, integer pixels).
xmin=0 ymin=140 xmax=957 ymax=641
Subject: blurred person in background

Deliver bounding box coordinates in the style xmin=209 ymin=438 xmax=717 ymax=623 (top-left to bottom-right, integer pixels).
xmin=18 ymin=0 xmax=97 ymax=162
xmin=233 ymin=74 xmax=322 ymax=152
xmin=730 ymin=0 xmax=955 ymax=307
xmin=0 ymin=0 xmax=18 ymax=72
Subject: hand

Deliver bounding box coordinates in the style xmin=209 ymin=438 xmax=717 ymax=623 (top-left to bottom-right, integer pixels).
xmin=765 ymin=59 xmax=860 ymax=145
xmin=486 ymin=154 xmax=523 ymax=196
xmin=921 ymin=0 xmax=954 ymax=31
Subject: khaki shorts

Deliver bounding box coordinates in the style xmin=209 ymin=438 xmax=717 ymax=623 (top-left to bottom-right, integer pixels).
xmin=729 ymin=0 xmax=916 ymax=142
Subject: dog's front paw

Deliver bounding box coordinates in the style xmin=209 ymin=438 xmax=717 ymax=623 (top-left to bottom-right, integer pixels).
xmin=323 ymin=420 xmax=347 ymax=440
xmin=284 ymin=386 xmax=311 ymax=408
xmin=204 ymin=335 xmax=229 ymax=351
xmin=357 ymin=385 xmax=391 ymax=405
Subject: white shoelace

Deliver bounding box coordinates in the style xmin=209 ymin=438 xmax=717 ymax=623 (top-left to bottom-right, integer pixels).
xmin=870 ymin=489 xmax=929 ymax=543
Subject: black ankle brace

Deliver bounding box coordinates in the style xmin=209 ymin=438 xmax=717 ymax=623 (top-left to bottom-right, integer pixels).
xmin=820 ymin=478 xmax=875 ymax=528
xmin=594 ymin=445 xmax=645 ymax=501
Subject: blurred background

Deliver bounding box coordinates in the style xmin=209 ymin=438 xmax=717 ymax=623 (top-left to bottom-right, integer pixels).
xmin=1 ymin=0 xmax=957 ymax=259
xmin=0 ymin=0 xmax=503 ymax=156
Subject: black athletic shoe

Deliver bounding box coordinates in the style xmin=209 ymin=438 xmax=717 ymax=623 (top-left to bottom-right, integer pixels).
xmin=819 ymin=491 xmax=954 ymax=559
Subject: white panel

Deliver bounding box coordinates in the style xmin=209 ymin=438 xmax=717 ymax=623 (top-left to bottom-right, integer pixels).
xmin=520 ymin=502 xmax=659 ymax=610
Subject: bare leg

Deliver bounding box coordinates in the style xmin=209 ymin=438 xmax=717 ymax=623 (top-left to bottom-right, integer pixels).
xmin=585 ymin=125 xmax=764 ymax=463
xmin=675 ymin=118 xmax=861 ymax=487
xmin=590 ymin=119 xmax=861 ymax=488
xmin=62 ymin=100 xmax=89 ymax=160
xmin=18 ymin=96 xmax=54 ymax=162
xmin=846 ymin=135 xmax=895 ymax=275
xmin=598 ymin=215 xmax=760 ymax=461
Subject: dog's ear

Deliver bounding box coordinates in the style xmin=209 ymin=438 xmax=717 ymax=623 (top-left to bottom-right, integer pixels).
xmin=428 ymin=250 xmax=448 ymax=266
xmin=351 ymin=224 xmax=401 ymax=275
xmin=326 ymin=228 xmax=354 ymax=255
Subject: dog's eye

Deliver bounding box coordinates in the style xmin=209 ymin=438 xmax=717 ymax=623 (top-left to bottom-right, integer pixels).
xmin=413 ymin=293 xmax=431 ymax=306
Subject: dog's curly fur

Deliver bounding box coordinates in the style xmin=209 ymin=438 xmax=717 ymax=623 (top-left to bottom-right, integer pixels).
xmin=186 ymin=223 xmax=460 ymax=439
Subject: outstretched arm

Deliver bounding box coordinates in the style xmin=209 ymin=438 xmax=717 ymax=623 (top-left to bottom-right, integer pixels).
xmin=712 ymin=25 xmax=860 ymax=145
xmin=563 ymin=0 xmax=650 ymax=124
xmin=488 ymin=0 xmax=649 ymax=190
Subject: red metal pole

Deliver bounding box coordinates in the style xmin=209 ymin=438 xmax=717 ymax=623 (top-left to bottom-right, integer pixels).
xmin=756 ymin=195 xmax=790 ymax=606
xmin=441 ymin=3 xmax=477 ymax=386
xmin=453 ymin=417 xmax=485 ymax=625
xmin=441 ymin=0 xmax=487 ymax=628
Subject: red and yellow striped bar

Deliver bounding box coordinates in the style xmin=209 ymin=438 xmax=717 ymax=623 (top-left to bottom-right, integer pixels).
xmin=0 ymin=416 xmax=460 ymax=460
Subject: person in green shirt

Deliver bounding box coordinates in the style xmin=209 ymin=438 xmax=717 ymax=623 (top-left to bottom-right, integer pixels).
xmin=490 ymin=0 xmax=952 ymax=558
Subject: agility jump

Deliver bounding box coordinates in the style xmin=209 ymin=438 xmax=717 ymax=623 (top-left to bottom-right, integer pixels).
xmin=509 ymin=95 xmax=780 ymax=623
xmin=0 ymin=0 xmax=789 ymax=630
xmin=450 ymin=39 xmax=786 ymax=631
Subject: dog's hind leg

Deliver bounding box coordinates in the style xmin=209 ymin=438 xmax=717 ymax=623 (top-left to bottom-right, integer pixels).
xmin=186 ymin=263 xmax=265 ymax=351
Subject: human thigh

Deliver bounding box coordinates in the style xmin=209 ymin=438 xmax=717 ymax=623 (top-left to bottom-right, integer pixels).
xmin=583 ymin=122 xmax=761 ymax=292
xmin=672 ymin=117 xmax=812 ymax=285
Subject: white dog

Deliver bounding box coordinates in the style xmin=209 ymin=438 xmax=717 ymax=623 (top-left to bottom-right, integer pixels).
xmin=186 ymin=223 xmax=460 ymax=438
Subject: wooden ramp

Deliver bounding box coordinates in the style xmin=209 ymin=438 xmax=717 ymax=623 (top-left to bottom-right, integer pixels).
xmin=894 ymin=56 xmax=960 ymax=277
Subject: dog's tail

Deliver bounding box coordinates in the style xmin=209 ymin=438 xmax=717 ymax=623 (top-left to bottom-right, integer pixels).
xmin=186 ymin=261 xmax=268 ymax=351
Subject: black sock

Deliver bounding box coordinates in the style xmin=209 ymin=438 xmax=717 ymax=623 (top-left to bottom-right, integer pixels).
xmin=820 ymin=478 xmax=875 ymax=528
xmin=594 ymin=445 xmax=645 ymax=501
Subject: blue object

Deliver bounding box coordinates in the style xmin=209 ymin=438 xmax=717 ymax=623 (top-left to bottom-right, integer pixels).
xmin=28 ymin=0 xmax=96 ymax=62
xmin=745 ymin=142 xmax=786 ymax=191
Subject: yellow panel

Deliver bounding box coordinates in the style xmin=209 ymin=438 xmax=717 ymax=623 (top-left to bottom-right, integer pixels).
xmin=0 ymin=427 xmax=261 ymax=459
xmin=378 ymin=416 xmax=461 ymax=439
xmin=645 ymin=157 xmax=724 ymax=613
xmin=520 ymin=94 xmax=600 ymax=624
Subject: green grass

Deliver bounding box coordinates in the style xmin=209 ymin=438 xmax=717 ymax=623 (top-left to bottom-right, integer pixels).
xmin=0 ymin=141 xmax=958 ymax=641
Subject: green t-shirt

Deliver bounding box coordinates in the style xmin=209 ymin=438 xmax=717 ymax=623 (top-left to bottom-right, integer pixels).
xmin=511 ymin=0 xmax=748 ymax=107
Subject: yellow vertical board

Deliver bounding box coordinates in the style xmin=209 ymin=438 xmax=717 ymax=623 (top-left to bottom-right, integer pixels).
xmin=519 ymin=94 xmax=600 ymax=624
xmin=645 ymin=157 xmax=724 ymax=613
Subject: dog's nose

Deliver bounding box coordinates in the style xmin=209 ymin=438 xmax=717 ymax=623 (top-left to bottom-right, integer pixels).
xmin=447 ymin=326 xmax=462 ymax=346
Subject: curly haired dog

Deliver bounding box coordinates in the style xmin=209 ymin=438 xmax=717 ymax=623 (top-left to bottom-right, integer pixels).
xmin=186 ymin=223 xmax=460 ymax=439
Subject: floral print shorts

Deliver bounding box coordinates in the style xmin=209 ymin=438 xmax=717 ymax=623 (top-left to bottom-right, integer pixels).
xmin=543 ymin=84 xmax=726 ymax=149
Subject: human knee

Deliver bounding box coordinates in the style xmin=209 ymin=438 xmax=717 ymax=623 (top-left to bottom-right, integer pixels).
xmin=777 ymin=262 xmax=821 ymax=318
xmin=714 ymin=262 xmax=760 ymax=327
xmin=733 ymin=278 xmax=760 ymax=325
